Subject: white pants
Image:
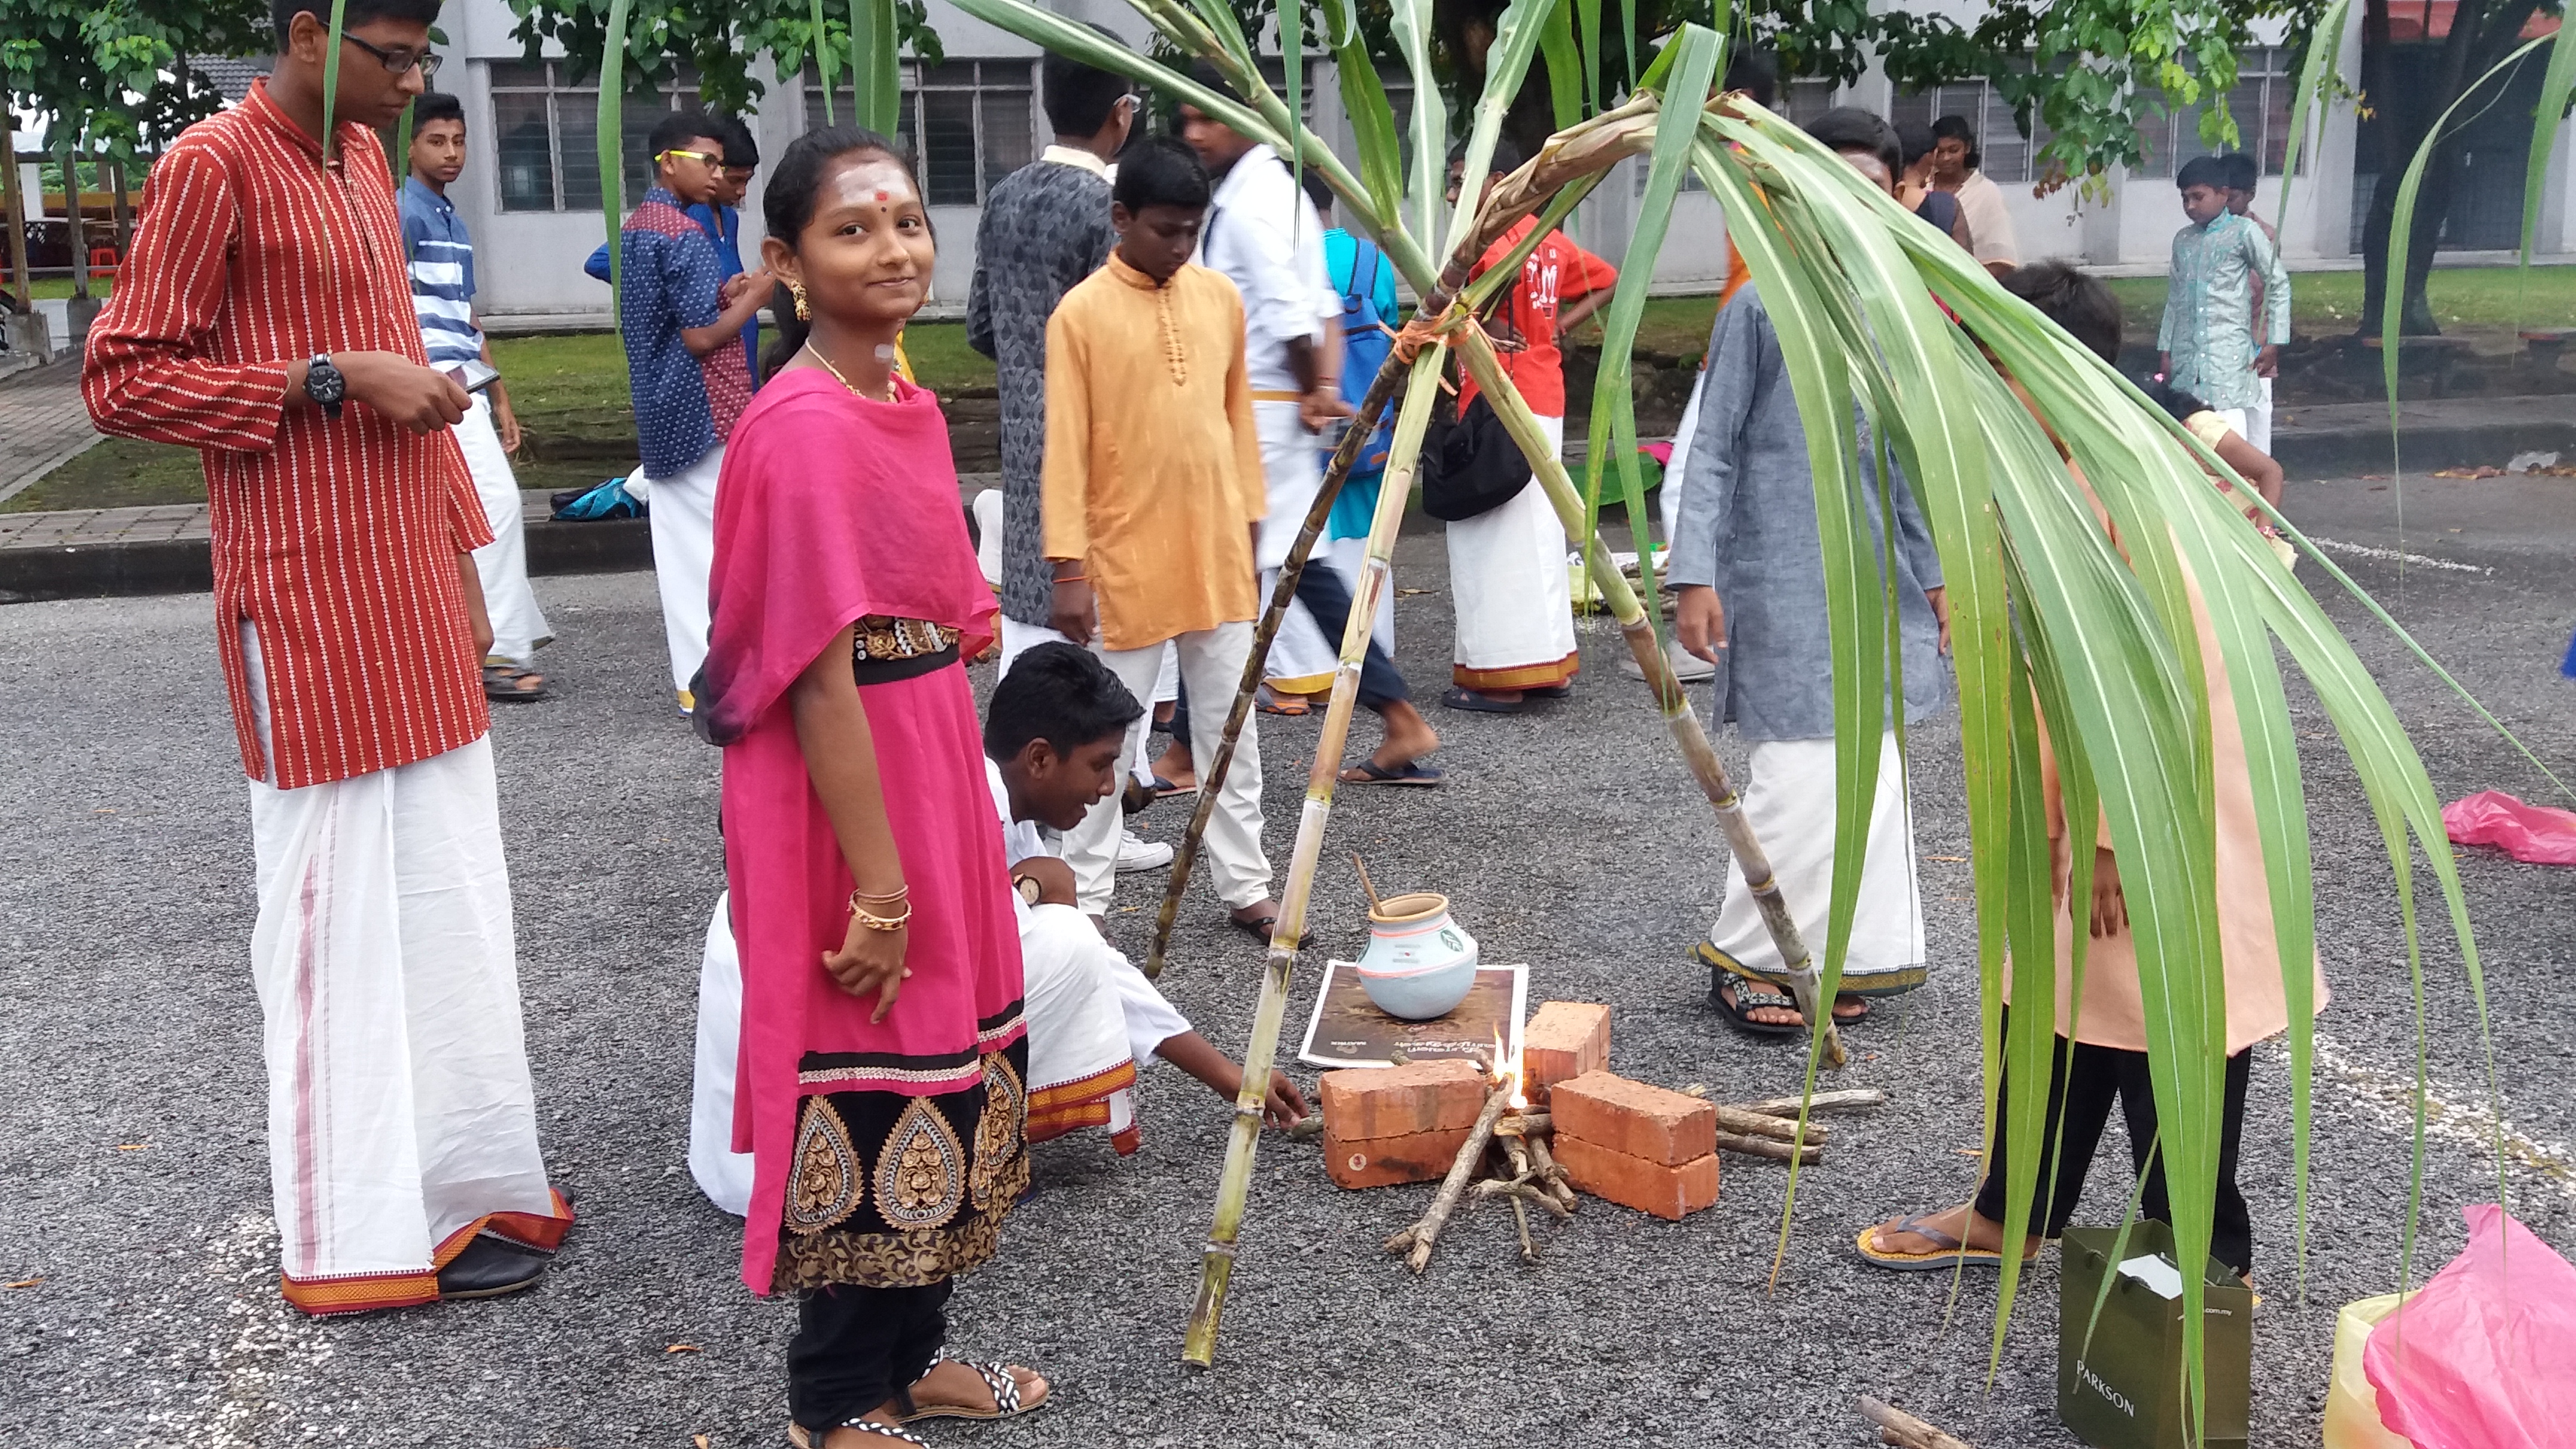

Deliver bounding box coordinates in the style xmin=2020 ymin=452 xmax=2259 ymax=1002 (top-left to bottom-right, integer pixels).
xmin=1255 ymin=399 xmax=1339 ymax=693
xmin=2246 ymin=376 xmax=2274 ymax=456
xmin=455 ymin=394 xmax=553 ymax=666
xmin=242 ymin=625 xmax=553 ymax=1292
xmin=1073 ymin=623 xmax=1269 ymax=914
xmin=648 ymin=445 xmax=723 ymax=704
xmin=1662 ymin=368 xmax=1708 ymax=547
xmin=1448 ymin=413 xmax=1578 ymax=681
xmin=1324 ymin=534 xmax=1395 ymax=656
xmin=1706 ymin=730 xmax=1928 ymax=994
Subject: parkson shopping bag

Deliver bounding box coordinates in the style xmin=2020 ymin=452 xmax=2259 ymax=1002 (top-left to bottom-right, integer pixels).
xmin=2058 ymin=1221 xmax=2252 ymax=1449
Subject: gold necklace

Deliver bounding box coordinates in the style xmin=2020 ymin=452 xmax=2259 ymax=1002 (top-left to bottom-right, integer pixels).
xmin=804 ymin=344 xmax=895 ymax=403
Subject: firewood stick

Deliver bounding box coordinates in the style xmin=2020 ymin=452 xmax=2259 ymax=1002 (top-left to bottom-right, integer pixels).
xmin=1500 ymin=1128 xmax=1535 ymax=1182
xmin=1403 ymin=1086 xmax=1515 ymax=1273
xmin=1510 ymin=1192 xmax=1536 ymax=1264
xmin=1715 ymin=1129 xmax=1823 ymax=1164
xmin=1710 ymin=1103 xmax=1832 ymax=1144
xmin=1473 ymin=1174 xmax=1574 ymax=1221
xmin=1733 ymin=1088 xmax=1888 ymax=1116
xmin=1524 ymin=1133 xmax=1579 ymax=1211
xmin=1856 ymin=1397 xmax=1974 ymax=1449
xmin=1492 ymin=1112 xmax=1552 ymax=1136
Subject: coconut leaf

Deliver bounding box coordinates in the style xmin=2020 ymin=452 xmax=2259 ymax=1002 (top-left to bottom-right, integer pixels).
xmin=2271 ymin=0 xmax=2348 ymax=235
xmin=598 ymin=0 xmax=631 ymax=298
xmin=854 ymin=0 xmax=900 ymax=136
xmin=811 ymin=0 xmax=836 ymax=123
xmin=1576 ymin=23 xmax=1719 ymax=620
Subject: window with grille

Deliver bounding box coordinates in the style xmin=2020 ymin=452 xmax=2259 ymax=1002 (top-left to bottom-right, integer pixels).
xmin=1888 ymin=75 xmax=2055 ymax=185
xmin=1783 ymin=77 xmax=1838 ymax=127
xmin=2134 ymin=46 xmax=2296 ymax=177
xmin=803 ymin=61 xmax=1036 ymax=206
xmin=485 ymin=60 xmax=701 ymax=213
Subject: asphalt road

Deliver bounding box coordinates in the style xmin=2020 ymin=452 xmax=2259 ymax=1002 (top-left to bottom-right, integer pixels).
xmin=4 ymin=470 xmax=2572 ymax=1449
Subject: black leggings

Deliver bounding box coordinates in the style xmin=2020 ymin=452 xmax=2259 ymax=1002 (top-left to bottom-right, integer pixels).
xmin=1971 ymin=1032 xmax=2255 ymax=1274
xmin=787 ymin=1279 xmax=951 ymax=1432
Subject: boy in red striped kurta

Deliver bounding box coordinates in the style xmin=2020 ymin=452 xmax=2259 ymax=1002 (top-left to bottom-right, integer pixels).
xmin=81 ymin=0 xmax=572 ymax=1315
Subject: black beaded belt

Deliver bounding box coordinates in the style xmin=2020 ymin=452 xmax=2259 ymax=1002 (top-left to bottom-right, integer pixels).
xmin=850 ymin=643 xmax=959 ymax=685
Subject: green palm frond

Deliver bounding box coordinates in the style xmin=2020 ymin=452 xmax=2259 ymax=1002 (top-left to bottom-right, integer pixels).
xmin=598 ymin=0 xmax=632 ymax=299
xmin=854 ymin=0 xmax=901 ymax=135
xmin=967 ymin=14 xmax=2519 ymax=1422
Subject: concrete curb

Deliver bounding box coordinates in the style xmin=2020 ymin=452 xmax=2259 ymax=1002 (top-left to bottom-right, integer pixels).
xmin=2269 ymin=416 xmax=2576 ymax=476
xmin=0 ymin=516 xmax=652 ymax=605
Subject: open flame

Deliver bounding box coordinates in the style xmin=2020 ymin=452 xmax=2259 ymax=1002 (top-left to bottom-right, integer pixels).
xmin=1493 ymin=1027 xmax=1528 ymax=1110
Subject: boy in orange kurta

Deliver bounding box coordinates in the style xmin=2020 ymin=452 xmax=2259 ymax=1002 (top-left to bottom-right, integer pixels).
xmin=1039 ymin=135 xmax=1279 ymax=935
xmin=1857 ymin=262 xmax=2326 ymax=1280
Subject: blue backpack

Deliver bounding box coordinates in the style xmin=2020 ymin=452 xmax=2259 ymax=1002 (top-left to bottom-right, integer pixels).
xmin=1336 ymin=238 xmax=1397 ymax=473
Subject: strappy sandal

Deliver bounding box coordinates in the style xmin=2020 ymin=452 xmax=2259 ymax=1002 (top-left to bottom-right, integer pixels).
xmin=785 ymin=1419 xmax=925 ymax=1448
xmin=482 ymin=663 xmax=548 ymax=702
xmin=891 ymin=1352 xmax=1050 ymax=1423
xmin=1711 ymin=974 xmax=1806 ymax=1038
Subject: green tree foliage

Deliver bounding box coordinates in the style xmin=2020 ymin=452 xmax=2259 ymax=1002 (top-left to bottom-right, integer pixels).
xmin=504 ymin=0 xmax=943 ymax=115
xmin=1 ymin=0 xmax=273 ymax=159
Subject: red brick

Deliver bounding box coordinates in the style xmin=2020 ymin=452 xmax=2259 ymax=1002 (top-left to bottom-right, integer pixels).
xmin=1323 ymin=1125 xmax=1473 ymax=1189
xmin=1522 ymin=1002 xmax=1610 ymax=1102
xmin=1550 ymin=1071 xmax=1717 ymax=1166
xmin=1318 ymin=1060 xmax=1486 ymax=1142
xmin=1553 ymin=1135 xmax=1720 ymax=1221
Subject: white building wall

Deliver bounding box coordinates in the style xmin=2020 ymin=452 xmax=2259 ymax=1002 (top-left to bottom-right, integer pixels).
xmin=429 ymin=0 xmax=2576 ymax=324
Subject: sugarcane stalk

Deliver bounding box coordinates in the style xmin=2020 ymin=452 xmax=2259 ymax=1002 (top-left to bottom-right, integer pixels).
xmin=1451 ymin=328 xmax=1850 ymax=1069
xmin=1181 ymin=349 xmax=1451 ymax=1368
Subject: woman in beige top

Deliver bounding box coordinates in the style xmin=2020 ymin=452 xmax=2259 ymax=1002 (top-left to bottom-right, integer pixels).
xmin=1928 ymin=115 xmax=2021 ymax=278
xmin=1856 ymin=261 xmax=2324 ymax=1281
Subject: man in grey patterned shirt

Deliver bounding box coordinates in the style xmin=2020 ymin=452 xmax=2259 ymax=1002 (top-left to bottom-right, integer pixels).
xmin=967 ymin=41 xmax=1133 ymax=669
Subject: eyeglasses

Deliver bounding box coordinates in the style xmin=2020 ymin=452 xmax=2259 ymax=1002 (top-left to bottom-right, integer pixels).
xmin=657 ymin=149 xmax=723 ymax=166
xmin=342 ymin=33 xmax=441 ymax=79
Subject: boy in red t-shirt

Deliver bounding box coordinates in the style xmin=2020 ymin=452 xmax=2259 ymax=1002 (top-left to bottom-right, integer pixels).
xmin=1439 ymin=140 xmax=1619 ymax=711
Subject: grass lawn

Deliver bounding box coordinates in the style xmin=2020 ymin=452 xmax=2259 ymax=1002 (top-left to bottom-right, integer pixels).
xmin=1601 ymin=263 xmax=2576 ymax=364
xmin=23 ymin=278 xmax=115 ymax=300
xmin=8 ymin=320 xmax=995 ymax=514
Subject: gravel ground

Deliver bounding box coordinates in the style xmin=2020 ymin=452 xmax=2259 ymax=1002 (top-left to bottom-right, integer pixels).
xmin=4 ymin=472 xmax=2572 ymax=1449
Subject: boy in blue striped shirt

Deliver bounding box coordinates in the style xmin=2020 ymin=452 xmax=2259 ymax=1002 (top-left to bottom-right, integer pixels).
xmin=402 ymin=90 xmax=554 ymax=701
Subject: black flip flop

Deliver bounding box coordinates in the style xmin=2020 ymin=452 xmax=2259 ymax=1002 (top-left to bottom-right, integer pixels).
xmin=1339 ymin=758 xmax=1443 ymax=787
xmin=1440 ymin=686 xmax=1528 ymax=715
xmin=1711 ymin=973 xmax=1806 ymax=1038
xmin=482 ymin=663 xmax=549 ymax=702
xmin=1153 ymin=774 xmax=1198 ymax=798
xmin=1523 ymin=683 xmax=1573 ymax=699
xmin=1229 ymin=910 xmax=1279 ymax=942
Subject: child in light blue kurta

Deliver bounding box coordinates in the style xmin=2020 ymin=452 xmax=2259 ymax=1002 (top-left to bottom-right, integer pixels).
xmin=2158 ymin=154 xmax=2289 ymax=425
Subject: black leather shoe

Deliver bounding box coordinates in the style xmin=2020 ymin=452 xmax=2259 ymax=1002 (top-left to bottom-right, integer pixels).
xmin=436 ymin=1235 xmax=550 ymax=1301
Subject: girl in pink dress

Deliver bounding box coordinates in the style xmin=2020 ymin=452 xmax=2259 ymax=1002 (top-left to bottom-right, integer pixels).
xmin=695 ymin=125 xmax=1048 ymax=1446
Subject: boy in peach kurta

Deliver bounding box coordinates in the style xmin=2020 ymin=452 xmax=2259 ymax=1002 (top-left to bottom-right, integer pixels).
xmin=1038 ymin=136 xmax=1277 ymax=929
xmin=1858 ymin=262 xmax=2326 ymax=1279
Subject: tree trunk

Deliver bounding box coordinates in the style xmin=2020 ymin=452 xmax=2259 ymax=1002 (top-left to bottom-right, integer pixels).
xmin=109 ymin=161 xmax=135 ymax=258
xmin=2356 ymin=0 xmax=2540 ymax=337
xmin=60 ymin=137 xmax=87 ymax=304
xmin=1 ymin=105 xmax=29 ymax=316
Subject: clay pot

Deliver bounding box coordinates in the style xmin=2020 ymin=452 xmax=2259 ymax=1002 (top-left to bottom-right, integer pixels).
xmin=1354 ymin=892 xmax=1478 ymax=1020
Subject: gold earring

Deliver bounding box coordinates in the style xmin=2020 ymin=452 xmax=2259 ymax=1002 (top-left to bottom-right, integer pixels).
xmin=789 ymin=280 xmax=810 ymax=321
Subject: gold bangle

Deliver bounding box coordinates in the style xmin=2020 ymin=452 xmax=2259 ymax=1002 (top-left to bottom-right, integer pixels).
xmin=853 ymin=904 xmax=912 ymax=932
xmin=850 ymin=886 xmax=909 ymax=907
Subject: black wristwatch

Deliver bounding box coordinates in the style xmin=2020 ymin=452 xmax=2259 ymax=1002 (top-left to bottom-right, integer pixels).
xmin=305 ymin=354 xmax=346 ymax=421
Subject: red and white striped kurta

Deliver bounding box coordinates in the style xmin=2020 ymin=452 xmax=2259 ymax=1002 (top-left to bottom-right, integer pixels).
xmin=84 ymin=79 xmax=492 ymax=791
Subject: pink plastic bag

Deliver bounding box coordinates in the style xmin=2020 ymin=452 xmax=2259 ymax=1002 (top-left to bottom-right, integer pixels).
xmin=2441 ymin=791 xmax=2576 ymax=865
xmin=2364 ymin=1206 xmax=2576 ymax=1449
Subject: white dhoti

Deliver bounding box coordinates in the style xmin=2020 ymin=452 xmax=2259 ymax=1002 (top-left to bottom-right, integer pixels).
xmin=1021 ymin=904 xmax=1193 ymax=1151
xmin=687 ymin=893 xmax=1194 ymax=1212
xmin=2246 ymin=376 xmax=2274 ymax=456
xmin=1073 ymin=623 xmax=1268 ymax=914
xmin=647 ymin=444 xmax=723 ymax=708
xmin=242 ymin=625 xmax=563 ymax=1312
xmin=689 ymin=893 xmax=754 ymax=1216
xmin=1704 ymin=730 xmax=1928 ymax=996
xmin=1662 ymin=369 xmax=1709 ymax=547
xmin=1323 ymin=534 xmax=1394 ymax=656
xmin=1448 ymin=412 xmax=1579 ymax=691
xmin=455 ymin=394 xmax=553 ymax=666
xmin=1254 ymin=398 xmax=1338 ymax=695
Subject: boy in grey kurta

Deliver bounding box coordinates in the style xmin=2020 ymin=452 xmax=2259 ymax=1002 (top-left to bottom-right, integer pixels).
xmin=966 ymin=44 xmax=1131 ymax=665
xmin=1667 ymin=107 xmax=1954 ymax=1037
xmin=1670 ymin=278 xmax=1951 ymax=1033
